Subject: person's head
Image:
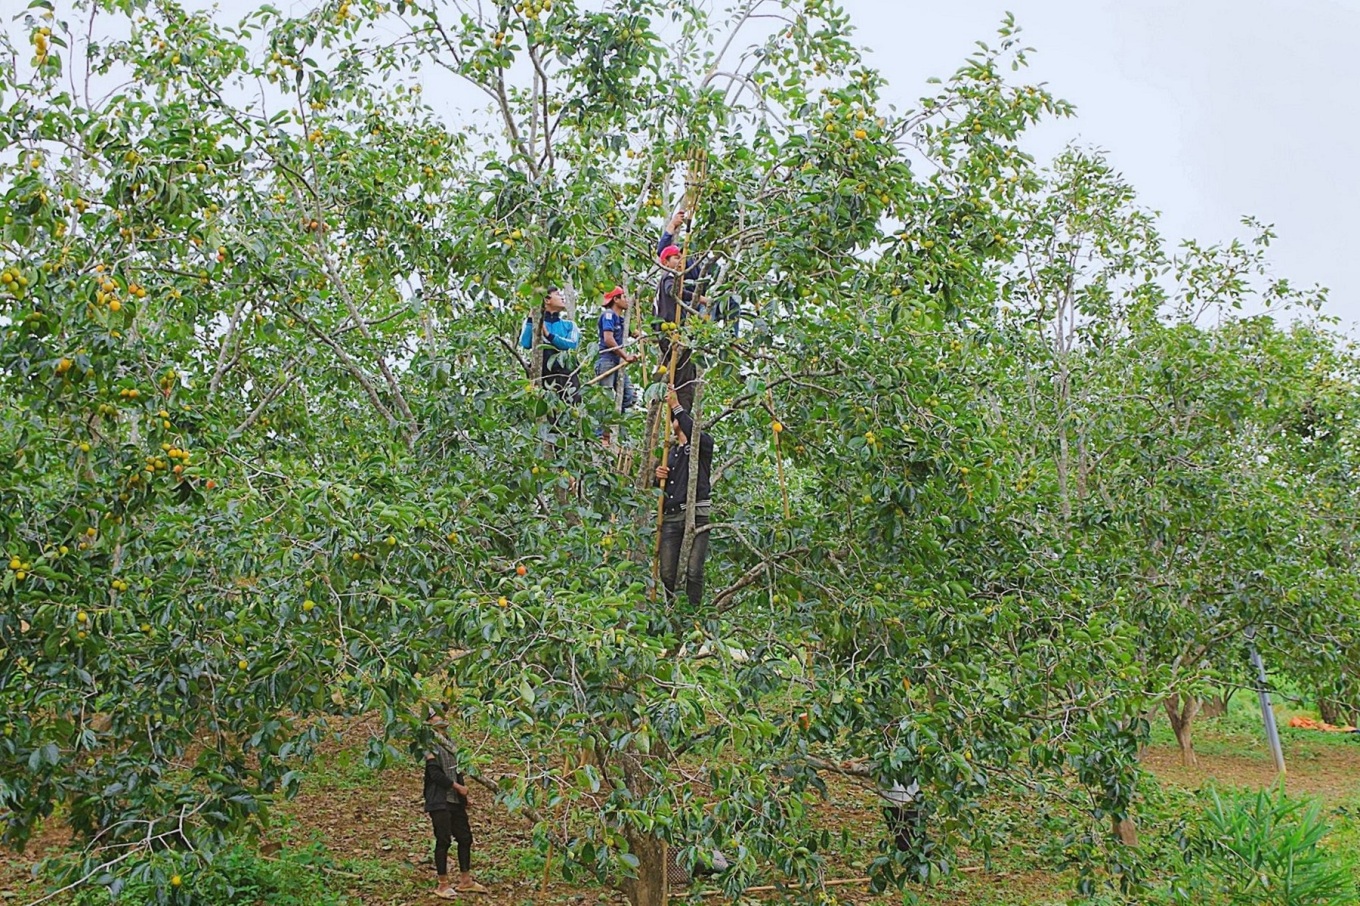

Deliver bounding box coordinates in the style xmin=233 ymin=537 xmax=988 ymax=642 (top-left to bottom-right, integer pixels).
xmin=659 ymin=245 xmax=682 ymax=270
xmin=604 ymin=285 xmax=629 ymax=310
xmin=424 ymin=702 xmax=449 ymax=729
xmin=543 ymin=286 xmax=565 ymax=312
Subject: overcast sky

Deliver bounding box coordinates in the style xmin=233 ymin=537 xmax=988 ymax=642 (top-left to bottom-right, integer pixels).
xmin=181 ymin=0 xmax=1359 ymax=328
xmin=842 ymin=0 xmax=1360 ymax=330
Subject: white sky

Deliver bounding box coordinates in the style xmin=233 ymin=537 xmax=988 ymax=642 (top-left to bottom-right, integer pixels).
xmin=843 ymin=0 xmax=1360 ymax=330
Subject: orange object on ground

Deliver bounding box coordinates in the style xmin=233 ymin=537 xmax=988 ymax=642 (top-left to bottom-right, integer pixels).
xmin=1288 ymin=715 xmax=1357 ymax=733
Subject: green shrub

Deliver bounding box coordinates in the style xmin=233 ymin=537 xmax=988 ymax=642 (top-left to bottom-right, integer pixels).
xmin=1177 ymin=785 xmax=1358 ymax=905
xmin=69 ymin=844 xmax=356 ymax=906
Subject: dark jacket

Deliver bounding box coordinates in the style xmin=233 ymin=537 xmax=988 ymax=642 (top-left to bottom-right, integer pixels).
xmin=659 ymin=403 xmax=713 ymax=514
xmin=654 ymin=229 xmax=710 ymax=327
xmin=655 ymin=271 xmax=697 ymax=328
xmin=423 ymin=745 xmax=465 ymax=812
xmin=657 ymin=230 xmax=706 ymax=279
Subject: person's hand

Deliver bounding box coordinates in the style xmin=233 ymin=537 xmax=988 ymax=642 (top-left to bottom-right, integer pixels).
xmin=655 ymin=464 xmax=670 ymax=481
xmin=666 ymin=386 xmax=680 ymax=408
xmin=453 ymin=782 xmax=469 ymax=798
xmin=669 ymin=209 xmax=688 ymax=230
xmin=625 ymin=353 xmax=639 ymax=364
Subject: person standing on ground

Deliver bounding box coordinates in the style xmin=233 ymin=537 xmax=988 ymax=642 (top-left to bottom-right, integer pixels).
xmin=881 ymin=778 xmax=923 ymax=855
xmin=654 ymin=385 xmax=714 ymax=610
xmin=519 ymin=286 xmax=582 ymax=407
xmin=424 ymin=718 xmax=488 ymax=898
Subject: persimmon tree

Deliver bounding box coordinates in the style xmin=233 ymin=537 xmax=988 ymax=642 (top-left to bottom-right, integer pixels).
xmin=3 ymin=2 xmax=1360 ymax=905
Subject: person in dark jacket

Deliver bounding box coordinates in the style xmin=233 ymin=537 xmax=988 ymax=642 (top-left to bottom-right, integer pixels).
xmin=656 ymin=209 xmax=708 ymax=285
xmin=653 ymin=386 xmax=714 ymax=610
xmin=654 ymin=210 xmax=708 ymax=411
xmin=424 ymin=719 xmax=487 ymax=898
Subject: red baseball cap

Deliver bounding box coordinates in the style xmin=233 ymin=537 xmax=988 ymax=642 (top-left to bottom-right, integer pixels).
xmin=604 ymin=285 xmax=626 ymax=302
xmin=659 ymin=245 xmax=682 ymax=262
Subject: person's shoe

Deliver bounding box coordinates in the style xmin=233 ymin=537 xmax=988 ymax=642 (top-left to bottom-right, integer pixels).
xmin=457 ymin=880 xmax=490 ymax=894
xmin=434 ymin=886 xmax=457 ymax=899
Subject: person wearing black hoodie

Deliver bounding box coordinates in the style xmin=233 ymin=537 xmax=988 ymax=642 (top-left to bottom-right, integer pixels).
xmin=653 ymin=386 xmax=714 ymax=610
xmin=423 ymin=718 xmax=487 ymax=898
xmin=654 ymin=210 xmax=709 ymax=412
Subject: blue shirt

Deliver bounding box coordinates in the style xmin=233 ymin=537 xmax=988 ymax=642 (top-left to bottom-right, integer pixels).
xmin=598 ymin=308 xmax=625 ymax=354
xmin=519 ymin=311 xmax=580 ymax=351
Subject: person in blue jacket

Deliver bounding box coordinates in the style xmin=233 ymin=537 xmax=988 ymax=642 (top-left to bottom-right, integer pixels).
xmin=519 ymin=286 xmax=581 ymax=406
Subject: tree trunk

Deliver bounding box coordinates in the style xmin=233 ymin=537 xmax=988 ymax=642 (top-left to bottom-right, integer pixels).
xmin=1198 ymin=691 xmax=1230 ymax=720
xmin=1163 ymin=693 xmax=1200 ymax=766
xmin=616 ymin=750 xmax=669 ymax=906
xmin=620 ymin=831 xmax=669 ymax=906
xmin=1318 ymin=698 xmax=1355 ymax=727
xmin=1112 ymin=815 xmax=1138 ymax=847
xmin=529 ymin=307 xmax=544 ymax=385
xmin=677 ymin=372 xmax=705 ymax=574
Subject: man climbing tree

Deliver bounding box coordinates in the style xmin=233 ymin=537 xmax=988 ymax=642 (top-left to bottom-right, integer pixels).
xmin=654 ymin=386 xmax=714 ymax=612
xmin=519 ymin=286 xmax=582 ymax=408
xmin=654 ymin=210 xmax=707 ymax=410
xmin=595 ymin=285 xmax=639 ymax=424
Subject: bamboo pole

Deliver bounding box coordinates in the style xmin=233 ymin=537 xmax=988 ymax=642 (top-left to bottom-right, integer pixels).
xmin=767 ymin=387 xmax=789 ymax=519
xmin=583 ymin=343 xmax=645 ymax=388
xmin=650 ymin=339 xmax=681 ymax=603
xmin=650 ymin=149 xmax=707 ymax=604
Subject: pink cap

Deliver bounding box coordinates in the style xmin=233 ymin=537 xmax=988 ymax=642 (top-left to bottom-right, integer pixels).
xmin=604 ymin=285 xmax=626 ymax=302
xmin=659 ymin=245 xmax=682 ymax=262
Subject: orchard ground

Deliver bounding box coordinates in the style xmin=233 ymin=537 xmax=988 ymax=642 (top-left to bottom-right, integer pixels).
xmin=4 ymin=699 xmax=1358 ymax=906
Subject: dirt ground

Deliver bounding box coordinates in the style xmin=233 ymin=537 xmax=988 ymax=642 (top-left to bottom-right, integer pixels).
xmin=1141 ymin=739 xmax=1360 ymax=802
xmin=4 ymin=728 xmax=1358 ymax=906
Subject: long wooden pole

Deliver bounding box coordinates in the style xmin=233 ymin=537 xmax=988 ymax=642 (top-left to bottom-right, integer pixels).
xmin=768 ymin=388 xmax=789 ymax=519
xmin=650 ymin=150 xmax=707 ymax=604
xmin=583 ymin=343 xmax=645 ymax=388
xmin=650 ymin=339 xmax=681 ymax=603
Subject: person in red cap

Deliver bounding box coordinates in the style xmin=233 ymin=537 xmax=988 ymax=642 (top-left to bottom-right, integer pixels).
xmin=655 ymin=210 xmax=706 ymax=410
xmin=595 ymin=285 xmax=638 ymax=414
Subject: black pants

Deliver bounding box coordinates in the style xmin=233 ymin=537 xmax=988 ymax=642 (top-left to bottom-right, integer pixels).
xmin=658 ymin=339 xmax=697 ymax=412
xmin=543 ymin=363 xmax=582 ymax=406
xmin=884 ymin=802 xmax=922 ymax=853
xmin=658 ymin=513 xmax=710 ymax=609
xmin=431 ymin=806 xmax=472 ymax=874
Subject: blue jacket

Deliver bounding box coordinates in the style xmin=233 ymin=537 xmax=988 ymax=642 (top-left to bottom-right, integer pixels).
xmin=519 ymin=311 xmax=580 ymax=351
